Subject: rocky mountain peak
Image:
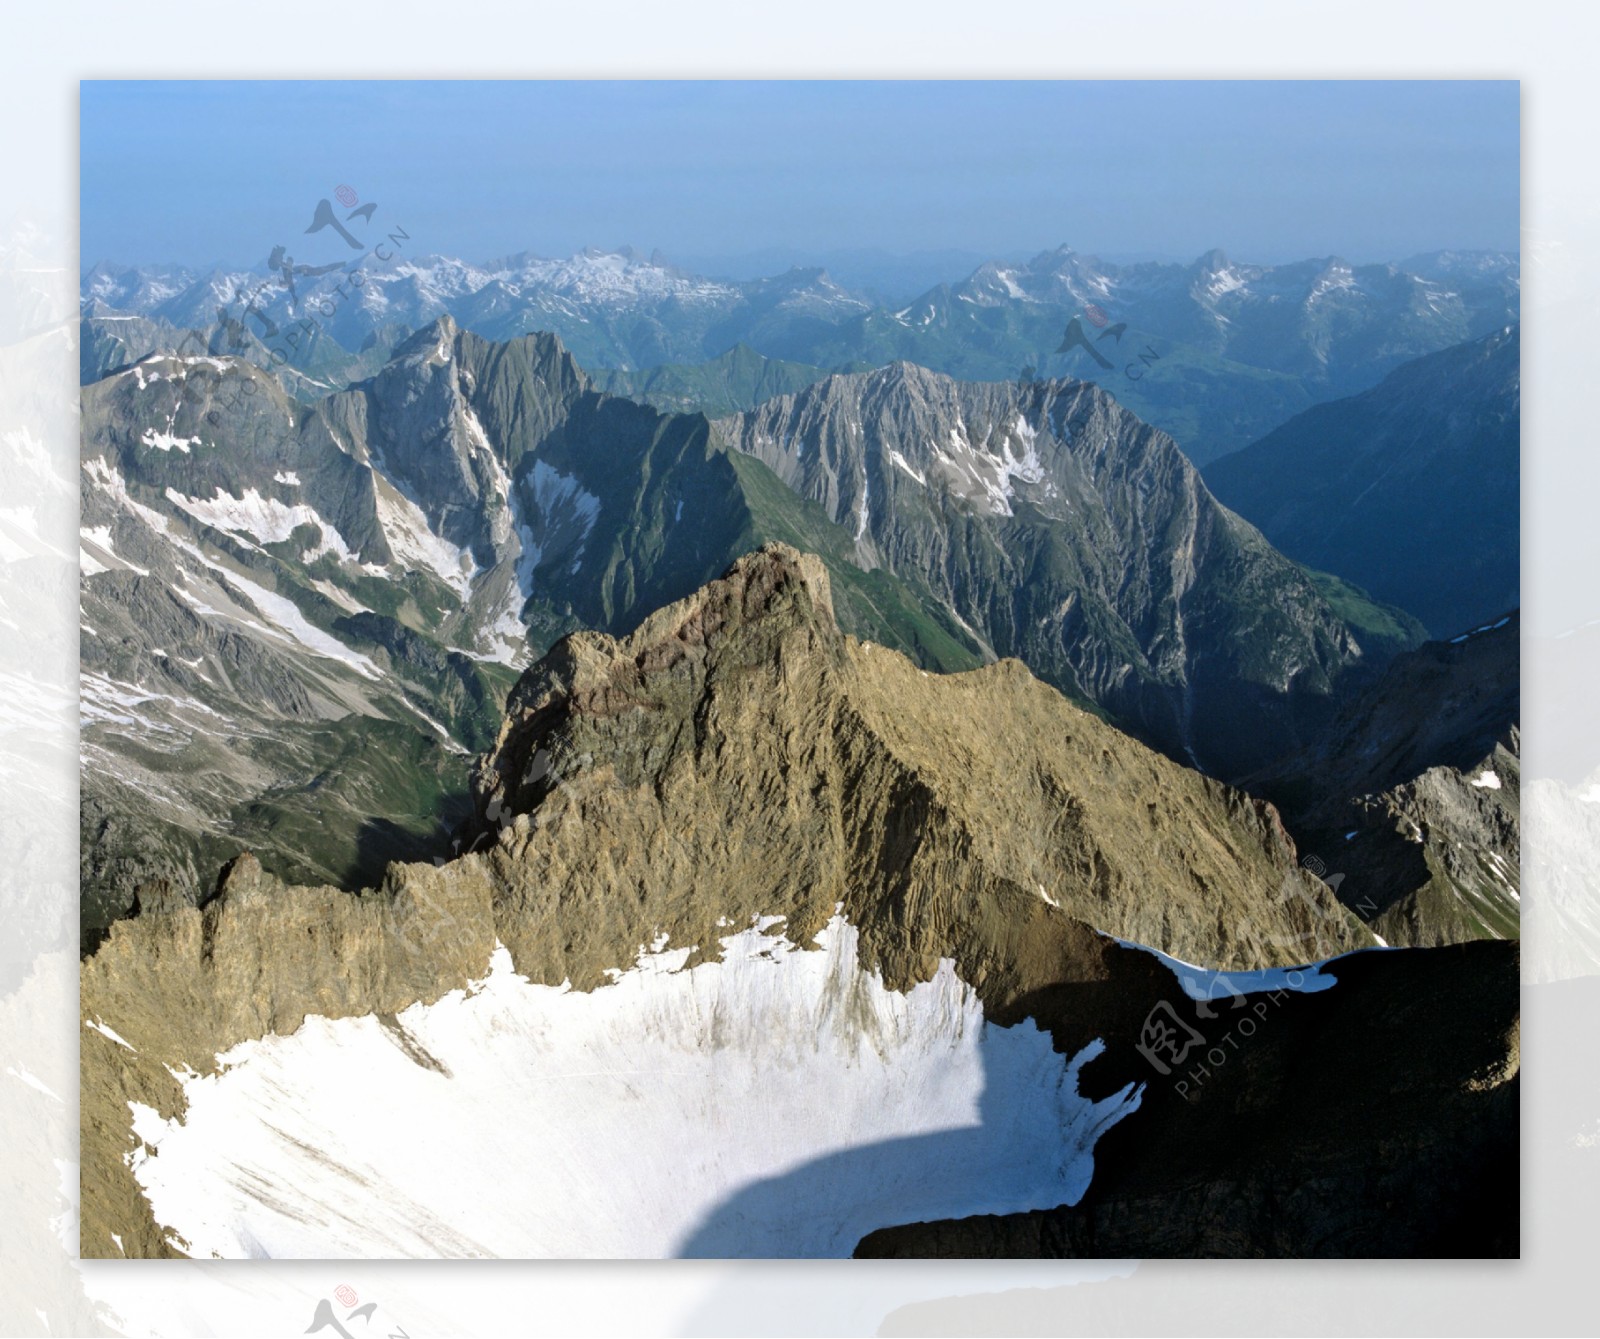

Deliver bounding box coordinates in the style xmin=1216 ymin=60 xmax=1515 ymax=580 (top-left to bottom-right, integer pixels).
xmin=620 ymin=540 xmax=838 ymax=648
xmin=471 ymin=543 xmax=843 ymax=828
xmin=460 ymin=542 xmax=1368 ymax=992
xmin=389 ymin=312 xmax=459 ymax=362
xmin=712 ymin=359 xmax=1400 ymax=777
xmin=543 ymin=541 xmax=839 ymax=695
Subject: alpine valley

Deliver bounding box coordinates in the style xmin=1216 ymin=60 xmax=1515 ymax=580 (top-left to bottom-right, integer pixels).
xmin=77 ymin=243 xmax=1521 ymax=1262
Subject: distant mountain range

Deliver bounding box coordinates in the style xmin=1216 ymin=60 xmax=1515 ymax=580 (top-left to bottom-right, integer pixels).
xmin=79 ymin=317 xmax=1425 ymax=925
xmin=82 ymin=244 xmax=1520 ymax=465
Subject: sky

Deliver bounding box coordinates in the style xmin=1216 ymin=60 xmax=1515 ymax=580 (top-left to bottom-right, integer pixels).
xmin=80 ymin=80 xmax=1520 ymax=276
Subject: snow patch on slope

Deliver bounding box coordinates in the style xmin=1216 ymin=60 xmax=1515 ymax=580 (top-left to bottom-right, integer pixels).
xmin=1107 ymin=932 xmax=1347 ymax=999
xmin=888 ymin=449 xmax=926 ymax=486
xmin=79 ymin=525 xmax=147 ymax=577
xmin=163 ymin=487 xmax=356 ymax=563
xmin=122 ymin=914 xmax=1139 ymax=1259
xmin=140 ymin=425 xmax=204 ymax=454
xmin=461 ymin=407 xmax=515 ymax=545
xmin=510 ymin=460 xmax=600 ymax=592
xmin=474 ymin=577 xmax=534 ymax=667
xmin=186 ymin=565 xmax=379 ymax=681
xmin=929 ymin=415 xmax=1049 ymax=517
xmin=527 ymin=460 xmax=600 ymax=536
xmin=82 ymin=457 xmax=174 ymax=538
xmin=371 ymin=472 xmax=478 ymax=599
xmin=85 ymin=1018 xmax=136 ymax=1052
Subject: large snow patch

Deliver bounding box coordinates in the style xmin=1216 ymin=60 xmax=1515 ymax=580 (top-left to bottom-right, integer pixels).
xmin=124 ymin=914 xmax=1140 ymax=1258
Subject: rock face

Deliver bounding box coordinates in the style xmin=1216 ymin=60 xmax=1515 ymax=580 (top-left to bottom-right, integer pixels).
xmin=1249 ymin=612 xmax=1520 ymax=947
xmin=82 ymin=544 xmax=1404 ymax=1261
xmin=467 ymin=543 xmax=1371 ymax=990
xmin=79 ymin=850 xmax=502 ymax=1259
xmin=856 ymin=938 xmax=1519 ymax=1259
xmin=1205 ymin=325 xmax=1520 ymax=639
xmin=714 ymin=365 xmax=1420 ymax=778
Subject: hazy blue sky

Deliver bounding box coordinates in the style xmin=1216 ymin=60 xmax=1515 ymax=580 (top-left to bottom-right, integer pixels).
xmin=81 ymin=80 xmax=1519 ymax=273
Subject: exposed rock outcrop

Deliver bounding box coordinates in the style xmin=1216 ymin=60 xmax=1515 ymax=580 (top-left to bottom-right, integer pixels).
xmin=1250 ymin=612 xmax=1520 ymax=946
xmin=857 ymin=939 xmax=1519 ymax=1259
